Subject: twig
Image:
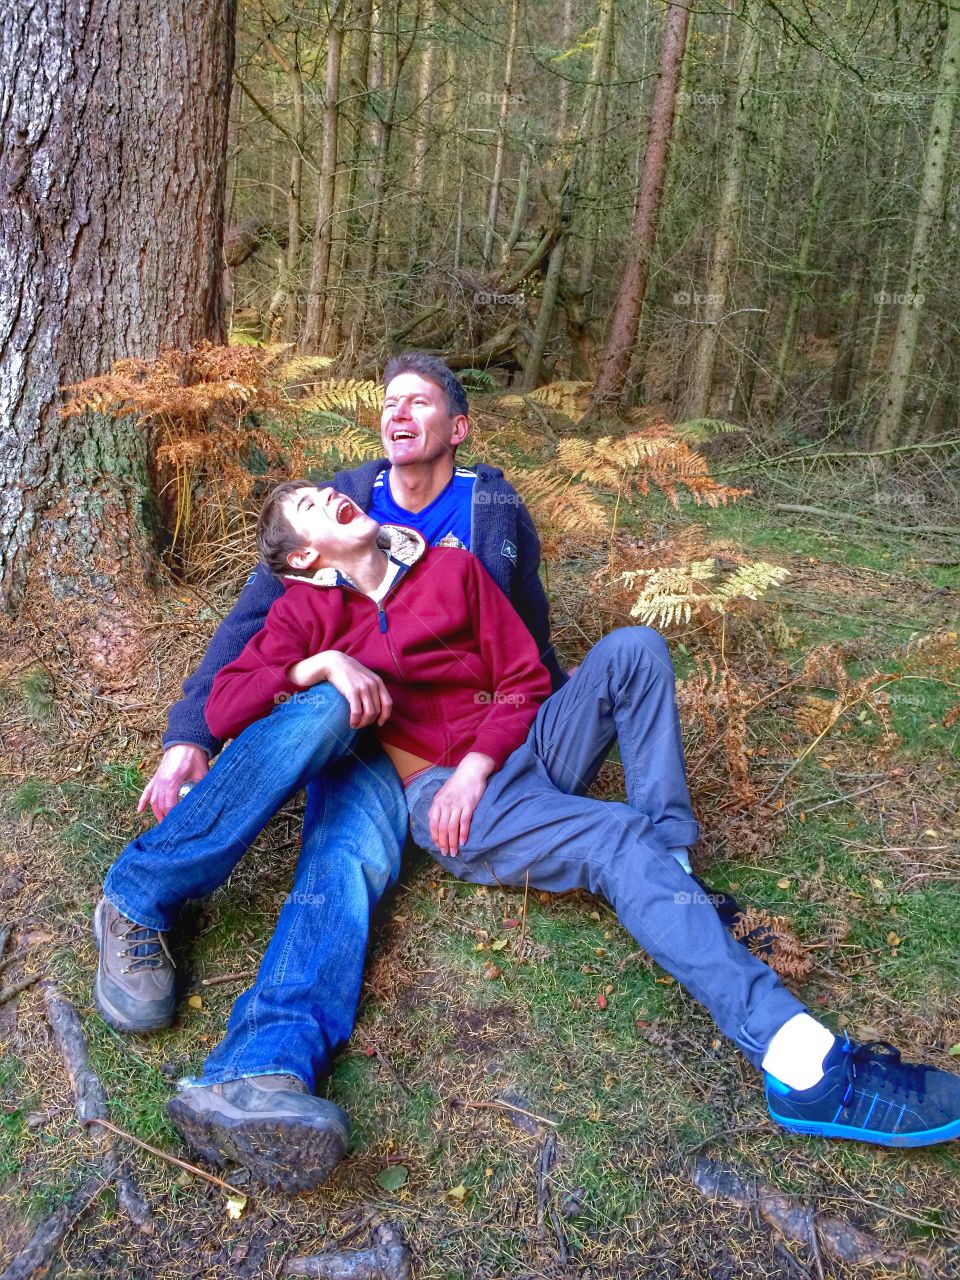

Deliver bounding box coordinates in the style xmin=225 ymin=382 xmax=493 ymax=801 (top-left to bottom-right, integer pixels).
xmin=518 ymin=871 xmax=530 ymax=956
xmin=0 ymin=1172 xmax=108 ymax=1280
xmin=0 ymin=972 xmax=40 ymax=1004
xmin=199 ymin=969 xmax=257 ymax=988
xmin=84 ymin=1115 xmax=247 ymax=1197
xmin=773 ymin=503 xmax=960 ymax=538
xmin=452 ymin=1097 xmax=559 ymax=1128
xmin=364 ymin=1040 xmax=414 ymax=1098
xmin=807 ymin=1206 xmax=825 ymax=1280
xmin=782 ymin=780 xmax=888 ymax=815
xmin=535 ymin=1133 xmax=556 ymax=1240
xmin=0 ymin=923 xmax=11 ymax=960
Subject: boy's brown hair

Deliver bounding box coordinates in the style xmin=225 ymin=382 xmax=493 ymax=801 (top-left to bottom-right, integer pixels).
xmin=256 ymin=479 xmax=322 ymax=578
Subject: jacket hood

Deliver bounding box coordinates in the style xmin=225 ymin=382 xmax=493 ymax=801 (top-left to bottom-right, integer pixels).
xmin=282 ymin=524 xmax=426 ymax=590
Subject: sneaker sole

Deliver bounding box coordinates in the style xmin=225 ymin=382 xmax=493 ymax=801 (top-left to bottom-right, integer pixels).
xmin=770 ymin=1111 xmax=960 ymax=1148
xmin=92 ymin=904 xmax=174 ymax=1035
xmin=166 ymin=1096 xmax=348 ymax=1192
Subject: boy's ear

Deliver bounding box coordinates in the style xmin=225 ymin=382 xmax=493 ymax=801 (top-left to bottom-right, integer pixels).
xmin=287 ymin=546 xmax=321 ymax=572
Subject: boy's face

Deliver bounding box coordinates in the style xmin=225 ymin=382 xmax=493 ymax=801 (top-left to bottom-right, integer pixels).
xmin=380 ymin=372 xmax=468 ymax=465
xmin=281 ymin=485 xmax=379 ymax=572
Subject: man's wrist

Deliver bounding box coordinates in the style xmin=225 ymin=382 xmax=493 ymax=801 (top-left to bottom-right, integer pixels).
xmin=456 ymin=751 xmax=496 ymax=781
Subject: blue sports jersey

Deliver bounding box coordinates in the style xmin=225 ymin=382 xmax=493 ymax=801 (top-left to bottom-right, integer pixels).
xmin=368 ymin=466 xmax=476 ymax=550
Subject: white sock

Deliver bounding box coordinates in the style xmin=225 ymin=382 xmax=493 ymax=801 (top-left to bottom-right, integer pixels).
xmin=761 ymin=1013 xmax=837 ymax=1091
xmin=668 ymin=846 xmax=693 ymax=874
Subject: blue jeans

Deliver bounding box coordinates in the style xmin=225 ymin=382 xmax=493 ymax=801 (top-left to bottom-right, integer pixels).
xmin=104 ymin=685 xmax=407 ymax=1091
xmin=406 ymin=628 xmax=807 ymax=1067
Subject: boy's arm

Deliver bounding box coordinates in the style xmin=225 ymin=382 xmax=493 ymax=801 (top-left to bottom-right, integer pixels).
xmin=511 ymin=497 xmax=569 ymax=690
xmin=460 ymin=554 xmax=552 ymax=769
xmin=204 ymin=592 xmax=316 ymax=742
xmin=163 ymin=564 xmax=283 ymax=756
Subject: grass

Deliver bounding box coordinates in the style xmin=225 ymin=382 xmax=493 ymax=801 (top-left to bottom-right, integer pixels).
xmin=0 ymin=469 xmax=958 ymax=1277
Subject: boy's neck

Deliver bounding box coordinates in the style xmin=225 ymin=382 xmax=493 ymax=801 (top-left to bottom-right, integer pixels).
xmin=329 ymin=544 xmax=389 ymax=594
xmin=389 ymin=456 xmax=455 ymax=514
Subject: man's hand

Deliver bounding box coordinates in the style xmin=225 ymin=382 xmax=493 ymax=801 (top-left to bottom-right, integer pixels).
xmin=138 ymin=744 xmax=209 ymax=822
xmin=429 ymin=752 xmax=495 ymax=857
xmin=288 ymin=650 xmax=393 ymax=729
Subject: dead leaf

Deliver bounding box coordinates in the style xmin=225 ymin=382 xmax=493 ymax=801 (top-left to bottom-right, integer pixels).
xmin=225 ymin=1193 xmax=246 ymax=1220
xmin=187 ymin=995 xmax=203 ymax=1010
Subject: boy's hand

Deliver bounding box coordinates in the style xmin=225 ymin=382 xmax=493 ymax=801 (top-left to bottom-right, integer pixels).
xmin=138 ymin=743 xmax=209 ymax=822
xmin=429 ymin=752 xmax=495 ymax=857
xmin=289 ymin=650 xmax=393 ymax=728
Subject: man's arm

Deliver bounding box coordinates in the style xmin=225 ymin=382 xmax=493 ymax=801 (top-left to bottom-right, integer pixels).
xmin=163 ymin=564 xmax=283 ymax=756
xmin=511 ymin=499 xmax=569 ymax=690
xmin=140 ymin=565 xmax=282 ymax=821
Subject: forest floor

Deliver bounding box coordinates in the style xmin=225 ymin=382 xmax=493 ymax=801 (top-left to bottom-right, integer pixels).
xmin=0 ymin=435 xmax=959 ymax=1280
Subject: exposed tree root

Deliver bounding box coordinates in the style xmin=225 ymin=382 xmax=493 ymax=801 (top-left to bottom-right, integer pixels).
xmin=282 ymin=1221 xmax=412 ymax=1279
xmin=43 ymin=984 xmax=154 ymax=1235
xmin=0 ymin=1173 xmax=107 ymax=1280
xmin=691 ymin=1157 xmax=936 ymax=1277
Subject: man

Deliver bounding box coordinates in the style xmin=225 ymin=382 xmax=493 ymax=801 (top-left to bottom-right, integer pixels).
xmin=94 ymin=354 xmax=715 ymax=1187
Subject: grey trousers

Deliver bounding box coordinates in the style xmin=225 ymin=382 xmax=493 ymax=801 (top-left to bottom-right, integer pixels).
xmin=406 ymin=627 xmax=806 ymax=1068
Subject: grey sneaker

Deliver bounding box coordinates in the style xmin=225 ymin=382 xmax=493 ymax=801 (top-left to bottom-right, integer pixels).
xmin=166 ymin=1074 xmax=349 ymax=1192
xmin=93 ymin=896 xmax=175 ymax=1033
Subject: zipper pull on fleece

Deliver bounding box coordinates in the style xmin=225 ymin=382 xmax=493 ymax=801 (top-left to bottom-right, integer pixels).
xmin=378 ymin=607 xmax=388 ymax=633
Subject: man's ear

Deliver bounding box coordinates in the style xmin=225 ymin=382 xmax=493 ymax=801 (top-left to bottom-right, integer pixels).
xmin=451 ymin=414 xmax=470 ymax=448
xmin=287 ymin=546 xmax=321 ymax=572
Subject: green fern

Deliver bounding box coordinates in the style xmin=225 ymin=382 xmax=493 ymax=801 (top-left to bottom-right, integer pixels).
xmin=672 ymin=419 xmax=744 ymax=444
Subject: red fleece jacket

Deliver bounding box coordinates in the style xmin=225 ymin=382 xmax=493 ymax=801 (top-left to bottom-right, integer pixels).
xmin=205 ymin=538 xmax=551 ymax=770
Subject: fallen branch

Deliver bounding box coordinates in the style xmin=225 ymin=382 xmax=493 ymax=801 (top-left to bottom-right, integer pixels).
xmin=0 ymin=1173 xmax=107 ymax=1280
xmin=43 ymin=984 xmax=154 ymax=1235
xmin=0 ymin=973 xmax=40 ymax=1005
xmin=773 ymin=503 xmax=960 ymax=538
xmin=282 ymin=1220 xmax=412 ymax=1279
xmin=451 ymin=1097 xmax=559 ymax=1128
xmin=199 ymin=969 xmax=256 ymax=988
xmin=691 ymin=1158 xmax=936 ymax=1277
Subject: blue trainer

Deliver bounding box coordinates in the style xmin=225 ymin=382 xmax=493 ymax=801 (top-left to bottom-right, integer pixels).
xmin=767 ymin=1037 xmax=960 ymax=1147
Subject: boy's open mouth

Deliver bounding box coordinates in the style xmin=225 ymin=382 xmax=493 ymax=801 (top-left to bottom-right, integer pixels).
xmin=335 ymin=498 xmax=356 ymax=525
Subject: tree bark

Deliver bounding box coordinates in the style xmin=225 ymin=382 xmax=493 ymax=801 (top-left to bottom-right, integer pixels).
xmin=482 ymin=0 xmax=521 ymax=268
xmin=301 ymin=5 xmax=345 ymax=353
xmin=591 ymin=0 xmax=690 ymax=407
xmin=0 ymin=0 xmax=235 ymax=612
xmin=680 ymin=0 xmax=762 ymax=421
xmin=871 ymin=2 xmax=960 ymax=450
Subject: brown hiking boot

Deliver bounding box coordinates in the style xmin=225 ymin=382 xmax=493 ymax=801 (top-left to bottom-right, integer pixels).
xmin=166 ymin=1074 xmax=349 ymax=1192
xmin=93 ymin=896 xmax=175 ymax=1033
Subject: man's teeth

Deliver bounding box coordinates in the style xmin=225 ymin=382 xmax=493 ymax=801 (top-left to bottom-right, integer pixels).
xmin=393 ymin=429 xmax=416 ymax=440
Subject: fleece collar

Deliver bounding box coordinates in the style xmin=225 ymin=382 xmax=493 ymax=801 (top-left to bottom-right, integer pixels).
xmin=282 ymin=523 xmax=426 ymax=590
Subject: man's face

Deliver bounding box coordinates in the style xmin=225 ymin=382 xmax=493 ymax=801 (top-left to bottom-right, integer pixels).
xmin=380 ymin=372 xmax=468 ymax=466
xmin=281 ymin=485 xmax=378 ymax=572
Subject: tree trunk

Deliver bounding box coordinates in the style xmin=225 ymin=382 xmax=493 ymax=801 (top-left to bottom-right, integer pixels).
xmin=680 ymin=0 xmax=762 ymax=421
xmin=591 ymin=0 xmax=690 ymax=408
xmin=482 ymin=0 xmax=520 ymax=268
xmin=262 ymin=28 xmax=306 ymax=342
xmin=0 ymin=0 xmax=235 ymax=616
xmin=575 ymin=0 xmax=616 ymax=301
xmin=409 ymin=0 xmax=436 ymax=265
xmin=300 ymin=5 xmax=345 ymax=353
xmin=871 ymin=3 xmax=960 ymax=450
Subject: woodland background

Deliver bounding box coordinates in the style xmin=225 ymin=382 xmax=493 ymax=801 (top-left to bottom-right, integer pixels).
xmin=0 ymin=1 xmax=959 ymax=1278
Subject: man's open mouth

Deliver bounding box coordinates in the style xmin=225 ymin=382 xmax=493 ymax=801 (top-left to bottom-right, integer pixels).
xmin=390 ymin=427 xmax=417 ymax=441
xmin=335 ymin=498 xmax=356 ymax=525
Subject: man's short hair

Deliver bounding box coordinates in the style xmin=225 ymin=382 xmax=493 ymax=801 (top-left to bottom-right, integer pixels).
xmin=383 ymin=351 xmax=469 ymax=419
xmin=256 ymin=479 xmax=315 ymax=579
